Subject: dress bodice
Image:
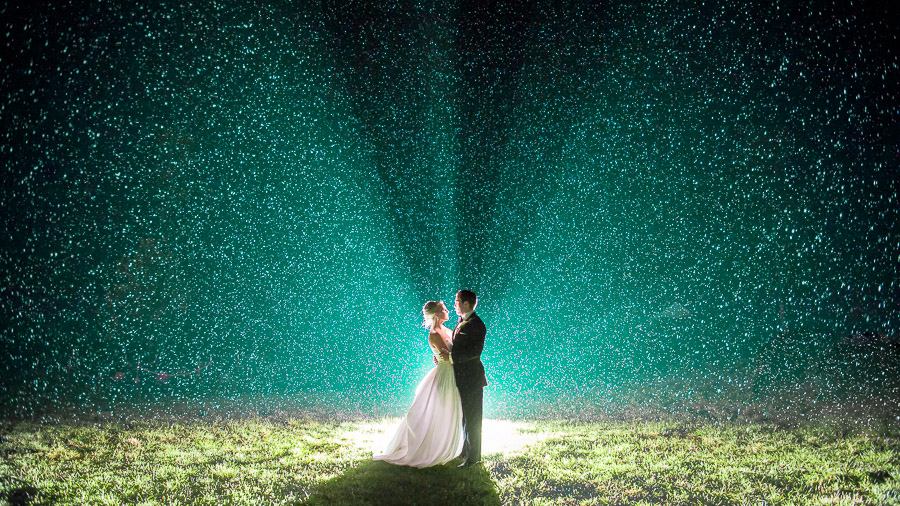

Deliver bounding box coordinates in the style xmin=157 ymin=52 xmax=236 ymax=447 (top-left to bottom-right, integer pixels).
xmin=429 ymin=326 xmax=453 ymax=364
xmin=430 ymin=342 xmax=452 ymax=363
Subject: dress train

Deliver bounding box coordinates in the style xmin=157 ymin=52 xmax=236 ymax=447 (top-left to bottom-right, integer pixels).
xmin=373 ymin=359 xmax=464 ymax=467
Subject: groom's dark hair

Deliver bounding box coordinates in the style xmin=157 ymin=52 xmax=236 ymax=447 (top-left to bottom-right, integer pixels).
xmin=457 ymin=290 xmax=477 ymax=307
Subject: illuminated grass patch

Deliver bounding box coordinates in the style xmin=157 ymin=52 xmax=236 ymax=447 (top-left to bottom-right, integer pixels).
xmin=1 ymin=418 xmax=897 ymax=505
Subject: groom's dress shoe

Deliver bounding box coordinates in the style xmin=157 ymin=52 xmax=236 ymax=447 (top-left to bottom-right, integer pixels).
xmin=459 ymin=459 xmax=481 ymax=468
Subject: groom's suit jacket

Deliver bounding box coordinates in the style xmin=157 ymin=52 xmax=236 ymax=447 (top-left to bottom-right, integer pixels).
xmin=451 ymin=313 xmax=488 ymax=392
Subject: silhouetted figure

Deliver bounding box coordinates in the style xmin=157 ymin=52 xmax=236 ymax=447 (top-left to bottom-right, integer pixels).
xmin=452 ymin=289 xmax=488 ymax=467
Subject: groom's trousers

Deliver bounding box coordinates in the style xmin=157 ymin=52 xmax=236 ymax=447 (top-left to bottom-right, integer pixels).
xmin=459 ymin=386 xmax=483 ymax=462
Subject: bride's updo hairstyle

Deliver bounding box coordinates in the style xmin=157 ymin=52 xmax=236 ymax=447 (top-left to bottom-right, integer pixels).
xmin=421 ymin=301 xmax=443 ymax=329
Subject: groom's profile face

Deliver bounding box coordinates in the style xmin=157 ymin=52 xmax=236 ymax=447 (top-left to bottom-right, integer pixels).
xmin=454 ymin=294 xmax=470 ymax=317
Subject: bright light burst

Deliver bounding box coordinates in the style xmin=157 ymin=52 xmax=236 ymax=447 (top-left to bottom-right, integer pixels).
xmin=345 ymin=419 xmax=555 ymax=458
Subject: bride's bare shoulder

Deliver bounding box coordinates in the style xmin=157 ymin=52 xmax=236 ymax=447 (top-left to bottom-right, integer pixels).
xmin=429 ymin=325 xmax=451 ymax=341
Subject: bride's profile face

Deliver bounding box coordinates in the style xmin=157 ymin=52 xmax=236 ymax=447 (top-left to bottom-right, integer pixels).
xmin=437 ymin=305 xmax=449 ymax=321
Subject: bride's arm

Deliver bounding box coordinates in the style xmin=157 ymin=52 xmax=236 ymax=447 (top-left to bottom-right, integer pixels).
xmin=429 ymin=330 xmax=451 ymax=362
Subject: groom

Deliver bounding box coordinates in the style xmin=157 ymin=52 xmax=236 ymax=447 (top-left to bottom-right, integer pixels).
xmin=451 ymin=289 xmax=487 ymax=467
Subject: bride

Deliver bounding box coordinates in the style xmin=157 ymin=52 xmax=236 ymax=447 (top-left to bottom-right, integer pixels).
xmin=373 ymin=301 xmax=464 ymax=467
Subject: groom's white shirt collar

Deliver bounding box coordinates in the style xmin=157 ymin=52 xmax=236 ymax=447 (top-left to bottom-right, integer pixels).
xmin=460 ymin=311 xmax=474 ymax=322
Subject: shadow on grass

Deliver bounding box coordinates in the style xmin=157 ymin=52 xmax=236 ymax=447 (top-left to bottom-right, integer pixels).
xmin=301 ymin=459 xmax=500 ymax=506
xmin=0 ymin=475 xmax=54 ymax=506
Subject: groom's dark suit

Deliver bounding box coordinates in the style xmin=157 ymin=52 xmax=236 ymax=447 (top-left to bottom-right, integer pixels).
xmin=451 ymin=312 xmax=487 ymax=464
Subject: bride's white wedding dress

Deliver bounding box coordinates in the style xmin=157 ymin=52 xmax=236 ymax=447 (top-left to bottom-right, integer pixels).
xmin=373 ymin=327 xmax=464 ymax=467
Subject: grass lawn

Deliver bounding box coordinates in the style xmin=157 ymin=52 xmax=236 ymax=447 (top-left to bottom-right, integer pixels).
xmin=1 ymin=416 xmax=898 ymax=505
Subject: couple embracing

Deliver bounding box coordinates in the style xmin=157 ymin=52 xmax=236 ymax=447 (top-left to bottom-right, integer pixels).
xmin=374 ymin=290 xmax=487 ymax=468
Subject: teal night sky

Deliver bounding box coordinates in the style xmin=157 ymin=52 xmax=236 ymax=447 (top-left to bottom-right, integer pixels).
xmin=1 ymin=1 xmax=898 ymax=420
